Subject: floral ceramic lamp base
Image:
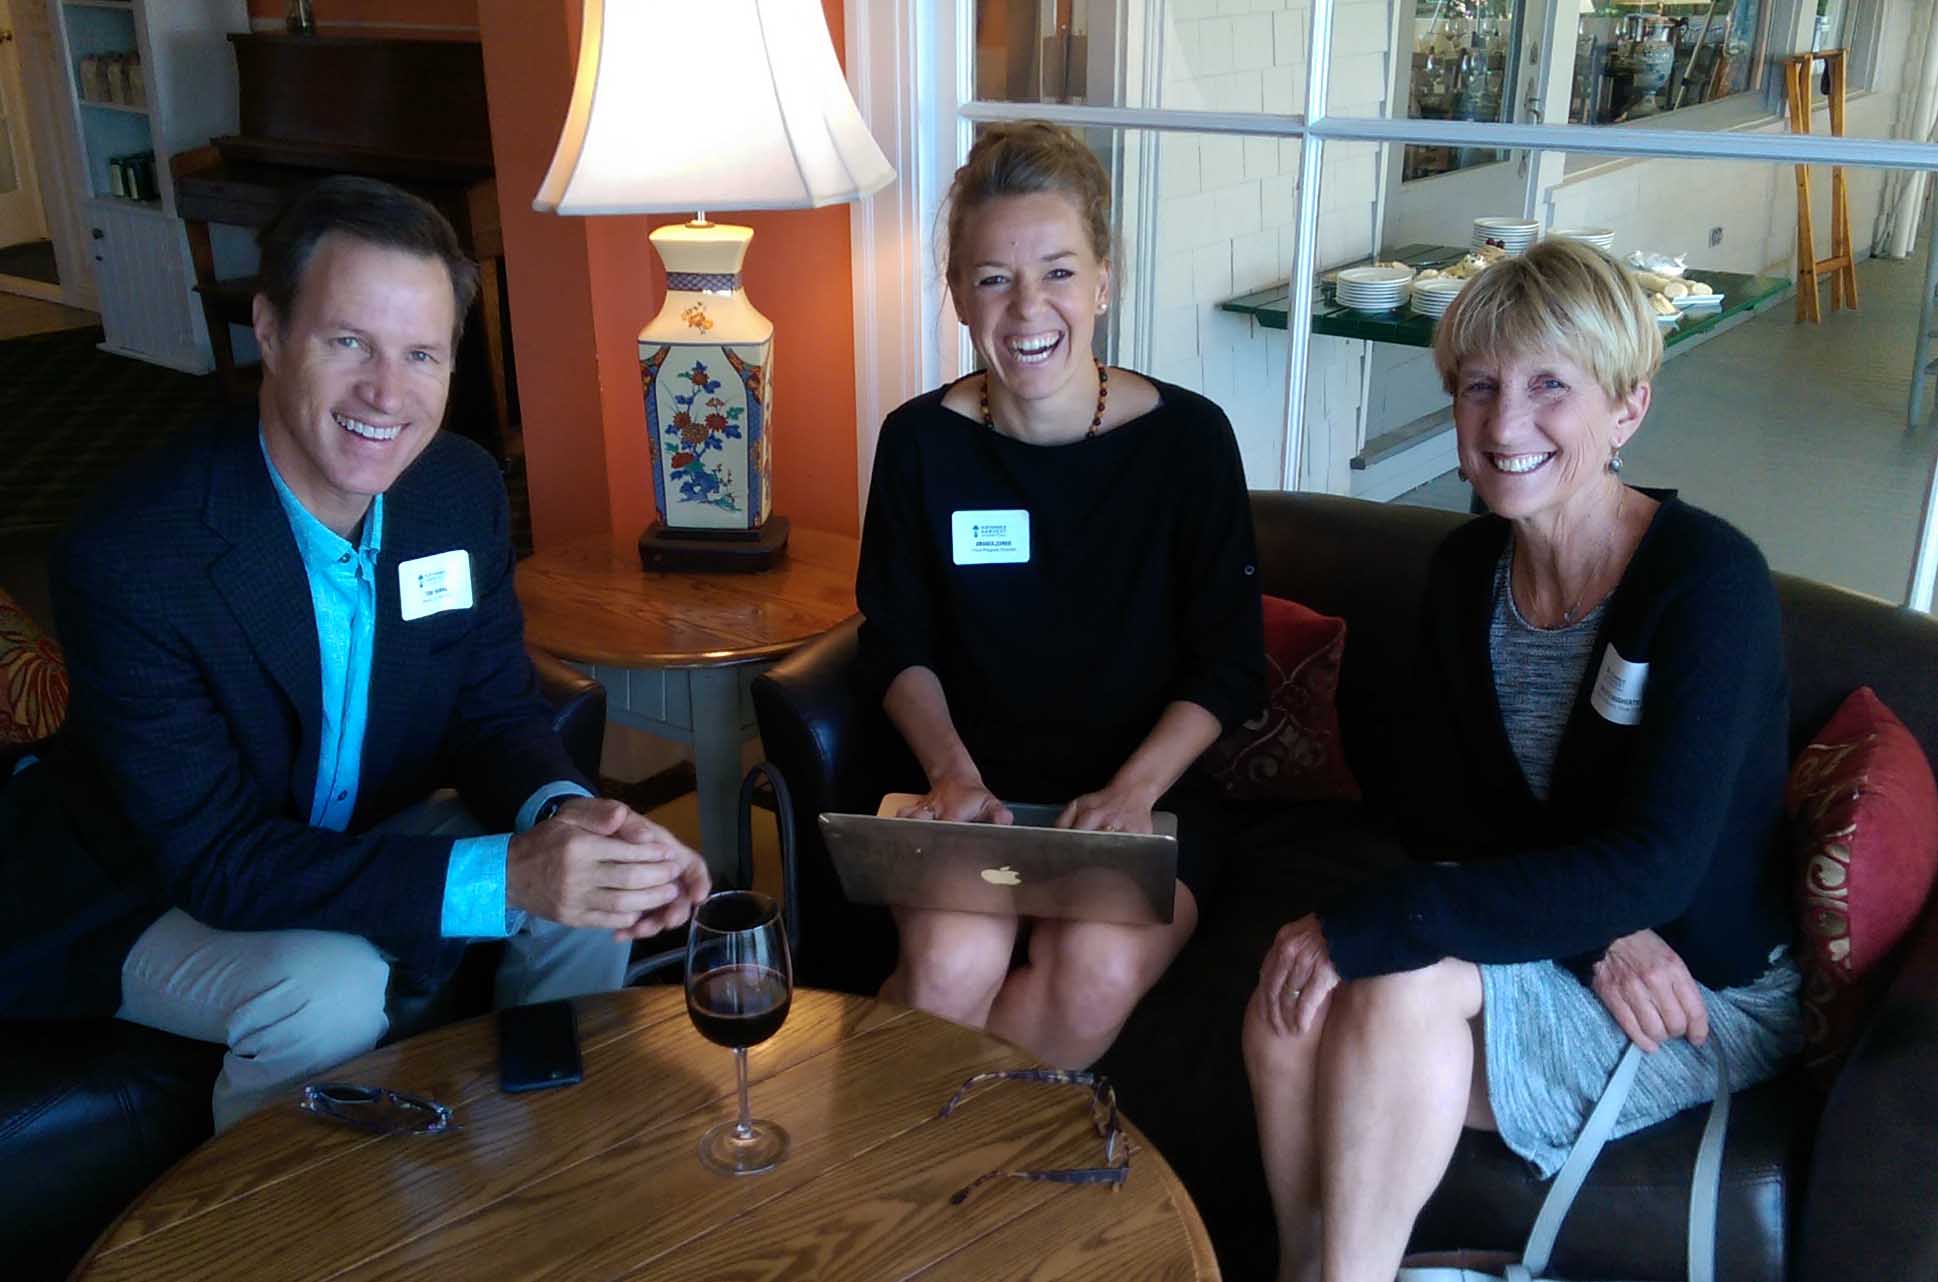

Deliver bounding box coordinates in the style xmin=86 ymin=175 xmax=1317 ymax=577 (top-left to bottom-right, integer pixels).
xmin=637 ymin=220 xmax=787 ymax=571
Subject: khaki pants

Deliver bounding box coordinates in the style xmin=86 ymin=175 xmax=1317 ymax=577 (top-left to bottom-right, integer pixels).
xmin=114 ymin=791 xmax=628 ymax=1131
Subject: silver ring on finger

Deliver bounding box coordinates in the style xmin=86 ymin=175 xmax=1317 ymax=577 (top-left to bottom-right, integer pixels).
xmin=1289 ymin=987 xmax=1303 ymax=999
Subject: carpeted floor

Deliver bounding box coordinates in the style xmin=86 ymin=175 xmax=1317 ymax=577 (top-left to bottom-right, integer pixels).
xmin=0 ymin=325 xmax=533 ymax=550
xmin=0 ymin=326 xmax=220 ymax=536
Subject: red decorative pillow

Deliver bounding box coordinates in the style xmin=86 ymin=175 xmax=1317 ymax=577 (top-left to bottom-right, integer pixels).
xmin=1203 ymin=595 xmax=1360 ymax=803
xmin=0 ymin=587 xmax=68 ymax=745
xmin=1785 ymin=687 xmax=1938 ymax=1083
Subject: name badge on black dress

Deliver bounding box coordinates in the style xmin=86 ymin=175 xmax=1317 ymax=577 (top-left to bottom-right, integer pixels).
xmin=951 ymin=510 xmax=1031 ymax=565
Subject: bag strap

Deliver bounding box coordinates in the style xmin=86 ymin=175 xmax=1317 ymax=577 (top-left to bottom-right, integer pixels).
xmin=1520 ymin=1043 xmax=1644 ymax=1276
xmin=1521 ymin=1041 xmax=1732 ymax=1282
xmin=1685 ymin=1049 xmax=1732 ymax=1282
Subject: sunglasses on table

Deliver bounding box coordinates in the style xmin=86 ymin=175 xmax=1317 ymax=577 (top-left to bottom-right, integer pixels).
xmin=937 ymin=1068 xmax=1129 ymax=1205
xmin=300 ymin=1082 xmax=457 ymax=1136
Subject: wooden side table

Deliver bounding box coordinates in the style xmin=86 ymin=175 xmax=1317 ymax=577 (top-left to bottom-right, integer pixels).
xmin=515 ymin=528 xmax=861 ymax=882
xmin=75 ymin=989 xmax=1220 ymax=1281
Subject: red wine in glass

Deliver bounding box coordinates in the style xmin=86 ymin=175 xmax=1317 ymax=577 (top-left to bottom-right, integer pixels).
xmin=685 ymin=890 xmax=793 ymax=1175
xmin=687 ymin=964 xmax=791 ymax=1048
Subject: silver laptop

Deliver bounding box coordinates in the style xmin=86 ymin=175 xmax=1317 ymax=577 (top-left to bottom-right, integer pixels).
xmin=818 ymin=794 xmax=1179 ymax=926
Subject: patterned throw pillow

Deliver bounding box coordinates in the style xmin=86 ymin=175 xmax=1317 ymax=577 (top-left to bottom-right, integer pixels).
xmin=0 ymin=587 xmax=67 ymax=745
xmin=1785 ymin=686 xmax=1938 ymax=1084
xmin=1202 ymin=594 xmax=1360 ymax=804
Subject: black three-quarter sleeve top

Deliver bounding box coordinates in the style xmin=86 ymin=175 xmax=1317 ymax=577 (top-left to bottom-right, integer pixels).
xmin=855 ymin=377 xmax=1266 ymax=800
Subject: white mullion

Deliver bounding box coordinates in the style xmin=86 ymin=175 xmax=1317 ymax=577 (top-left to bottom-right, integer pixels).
xmin=954 ymin=101 xmax=1938 ymax=174
xmin=1282 ymin=0 xmax=1337 ymax=493
xmin=1311 ymin=116 xmax=1938 ymax=172
xmin=959 ymin=101 xmax=1306 ymax=139
xmin=1909 ymin=207 xmax=1938 ymax=614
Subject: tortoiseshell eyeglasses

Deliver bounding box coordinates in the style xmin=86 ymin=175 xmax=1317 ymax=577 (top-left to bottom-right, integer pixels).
xmin=937 ymin=1068 xmax=1129 ymax=1205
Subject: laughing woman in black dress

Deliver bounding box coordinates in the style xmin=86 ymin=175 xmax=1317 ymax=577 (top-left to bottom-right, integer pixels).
xmin=854 ymin=121 xmax=1264 ymax=1066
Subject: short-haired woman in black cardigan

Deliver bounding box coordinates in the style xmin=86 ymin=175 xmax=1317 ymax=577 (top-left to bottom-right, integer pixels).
xmin=855 ymin=122 xmax=1264 ymax=1067
xmin=1243 ymin=238 xmax=1802 ymax=1282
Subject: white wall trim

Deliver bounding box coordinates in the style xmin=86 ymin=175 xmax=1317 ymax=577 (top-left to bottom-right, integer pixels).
xmin=851 ymin=0 xmax=982 ymax=521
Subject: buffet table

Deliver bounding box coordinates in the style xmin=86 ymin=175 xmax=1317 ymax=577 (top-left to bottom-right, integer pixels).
xmin=1219 ymin=243 xmax=1791 ymax=354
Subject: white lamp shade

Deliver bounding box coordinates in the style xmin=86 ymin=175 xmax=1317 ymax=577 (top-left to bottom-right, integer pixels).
xmin=534 ymin=0 xmax=895 ymax=215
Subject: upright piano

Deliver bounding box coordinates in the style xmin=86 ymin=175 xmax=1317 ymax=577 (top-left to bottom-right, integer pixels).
xmin=172 ymin=33 xmax=511 ymax=458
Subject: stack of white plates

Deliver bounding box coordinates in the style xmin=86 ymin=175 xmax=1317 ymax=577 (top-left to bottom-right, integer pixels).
xmin=1671 ymin=288 xmax=1724 ymax=311
xmin=1473 ymin=216 xmax=1539 ymax=255
xmin=1334 ymin=265 xmax=1414 ymax=314
xmin=1549 ymin=226 xmax=1617 ymax=253
xmin=1410 ymin=276 xmax=1466 ymax=319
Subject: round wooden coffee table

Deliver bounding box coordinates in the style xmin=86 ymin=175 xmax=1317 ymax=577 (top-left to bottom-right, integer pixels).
xmin=74 ymin=989 xmax=1220 ymax=1281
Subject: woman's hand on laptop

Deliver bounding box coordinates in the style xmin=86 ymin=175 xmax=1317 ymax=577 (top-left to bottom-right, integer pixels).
xmin=1056 ymin=782 xmax=1157 ymax=835
xmin=898 ymin=774 xmax=1014 ymax=825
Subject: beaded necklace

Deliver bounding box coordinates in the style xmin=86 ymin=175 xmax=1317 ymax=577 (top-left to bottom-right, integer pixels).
xmin=980 ymin=360 xmax=1109 ymax=439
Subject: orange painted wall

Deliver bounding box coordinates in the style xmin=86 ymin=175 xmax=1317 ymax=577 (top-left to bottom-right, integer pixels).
xmin=475 ymin=0 xmax=862 ymax=543
xmin=477 ymin=0 xmax=618 ymax=545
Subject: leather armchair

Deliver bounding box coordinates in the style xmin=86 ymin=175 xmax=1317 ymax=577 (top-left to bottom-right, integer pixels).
xmin=750 ymin=490 xmax=1938 ymax=1282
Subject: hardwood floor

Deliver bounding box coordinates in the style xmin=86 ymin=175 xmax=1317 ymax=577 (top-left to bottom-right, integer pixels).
xmin=0 ymin=290 xmax=98 ymax=340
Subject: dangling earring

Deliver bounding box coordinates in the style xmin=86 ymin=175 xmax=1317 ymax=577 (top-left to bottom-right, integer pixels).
xmin=1098 ymin=299 xmax=1109 ymax=314
xmin=1607 ymin=445 xmax=1624 ymax=474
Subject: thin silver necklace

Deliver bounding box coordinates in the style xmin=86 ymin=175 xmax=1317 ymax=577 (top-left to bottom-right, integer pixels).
xmin=1520 ymin=485 xmax=1627 ymax=629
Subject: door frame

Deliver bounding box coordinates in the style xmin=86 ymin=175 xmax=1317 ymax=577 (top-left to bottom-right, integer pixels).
xmin=2 ymin=0 xmax=90 ymax=308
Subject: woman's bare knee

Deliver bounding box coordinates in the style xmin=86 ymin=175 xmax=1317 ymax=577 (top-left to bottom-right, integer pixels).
xmin=895 ymin=910 xmax=1014 ymax=1020
xmin=1037 ymin=920 xmax=1179 ymax=1044
xmin=1331 ymin=957 xmax=1483 ymax=1030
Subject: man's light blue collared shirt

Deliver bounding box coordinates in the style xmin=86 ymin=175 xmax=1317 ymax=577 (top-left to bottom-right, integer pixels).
xmin=261 ymin=436 xmax=586 ymax=937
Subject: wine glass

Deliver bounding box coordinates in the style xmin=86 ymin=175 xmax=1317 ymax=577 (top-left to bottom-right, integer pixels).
xmin=685 ymin=889 xmax=794 ymax=1175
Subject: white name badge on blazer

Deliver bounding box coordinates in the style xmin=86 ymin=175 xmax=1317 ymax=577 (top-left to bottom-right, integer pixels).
xmin=1590 ymin=645 xmax=1649 ymax=725
xmin=398 ymin=550 xmax=474 ymax=621
xmin=951 ymin=510 xmax=1031 ymax=565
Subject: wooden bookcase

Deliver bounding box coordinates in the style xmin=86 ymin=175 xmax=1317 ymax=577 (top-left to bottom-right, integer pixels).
xmin=46 ymin=0 xmax=247 ymax=372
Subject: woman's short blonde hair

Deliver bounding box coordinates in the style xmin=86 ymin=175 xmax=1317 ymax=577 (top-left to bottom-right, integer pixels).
xmin=1431 ymin=238 xmax=1662 ymax=402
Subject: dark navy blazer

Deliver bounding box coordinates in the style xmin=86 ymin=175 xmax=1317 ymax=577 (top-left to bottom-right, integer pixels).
xmin=0 ymin=412 xmax=585 ymax=1018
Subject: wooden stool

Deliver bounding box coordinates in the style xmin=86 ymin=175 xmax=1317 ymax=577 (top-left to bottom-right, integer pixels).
xmin=1783 ymin=50 xmax=1858 ymax=324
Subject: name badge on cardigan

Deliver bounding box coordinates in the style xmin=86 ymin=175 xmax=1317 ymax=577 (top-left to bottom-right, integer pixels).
xmin=951 ymin=510 xmax=1031 ymax=565
xmin=1590 ymin=645 xmax=1648 ymax=725
xmin=398 ymin=550 xmax=474 ymax=621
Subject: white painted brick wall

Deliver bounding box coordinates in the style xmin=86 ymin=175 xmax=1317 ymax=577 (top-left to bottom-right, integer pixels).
xmin=1149 ymin=0 xmax=1390 ymax=493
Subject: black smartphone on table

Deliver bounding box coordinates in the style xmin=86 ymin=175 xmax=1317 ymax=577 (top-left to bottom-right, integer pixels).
xmin=497 ymin=999 xmax=583 ymax=1093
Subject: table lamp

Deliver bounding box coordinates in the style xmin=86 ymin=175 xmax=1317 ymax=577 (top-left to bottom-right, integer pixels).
xmin=534 ymin=0 xmax=894 ymax=571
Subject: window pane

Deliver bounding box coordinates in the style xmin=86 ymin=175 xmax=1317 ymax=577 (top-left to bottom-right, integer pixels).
xmin=1402 ymin=0 xmax=1519 ymax=177
xmin=1326 ymin=0 xmax=1913 ymax=142
xmin=1569 ymin=0 xmax=1769 ymax=126
xmin=953 ymin=125 xmax=1297 ymax=485
xmin=973 ymin=0 xmax=1308 ymax=116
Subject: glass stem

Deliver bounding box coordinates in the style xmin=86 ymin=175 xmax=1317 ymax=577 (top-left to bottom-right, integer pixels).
xmin=733 ymin=1046 xmax=753 ymax=1139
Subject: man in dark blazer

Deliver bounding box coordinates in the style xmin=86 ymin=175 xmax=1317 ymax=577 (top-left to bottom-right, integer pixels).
xmin=0 ymin=178 xmax=708 ymax=1129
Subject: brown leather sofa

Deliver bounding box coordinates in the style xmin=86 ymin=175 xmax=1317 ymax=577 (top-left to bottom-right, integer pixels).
xmin=0 ymin=526 xmax=608 ymax=1281
xmin=750 ymin=489 xmax=1938 ymax=1281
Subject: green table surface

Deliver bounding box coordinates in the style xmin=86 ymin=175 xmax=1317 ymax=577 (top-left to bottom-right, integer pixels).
xmin=1218 ymin=243 xmax=1791 ymax=351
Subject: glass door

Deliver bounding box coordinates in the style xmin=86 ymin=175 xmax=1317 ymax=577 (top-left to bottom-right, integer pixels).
xmin=1402 ymin=0 xmax=1528 ymax=182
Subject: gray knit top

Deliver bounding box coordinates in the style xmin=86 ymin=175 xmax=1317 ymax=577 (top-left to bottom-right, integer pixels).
xmin=1488 ymin=548 xmax=1609 ymax=801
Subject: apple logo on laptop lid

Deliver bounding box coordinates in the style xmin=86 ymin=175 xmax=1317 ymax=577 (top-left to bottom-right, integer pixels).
xmin=980 ymin=866 xmax=1022 ymax=886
